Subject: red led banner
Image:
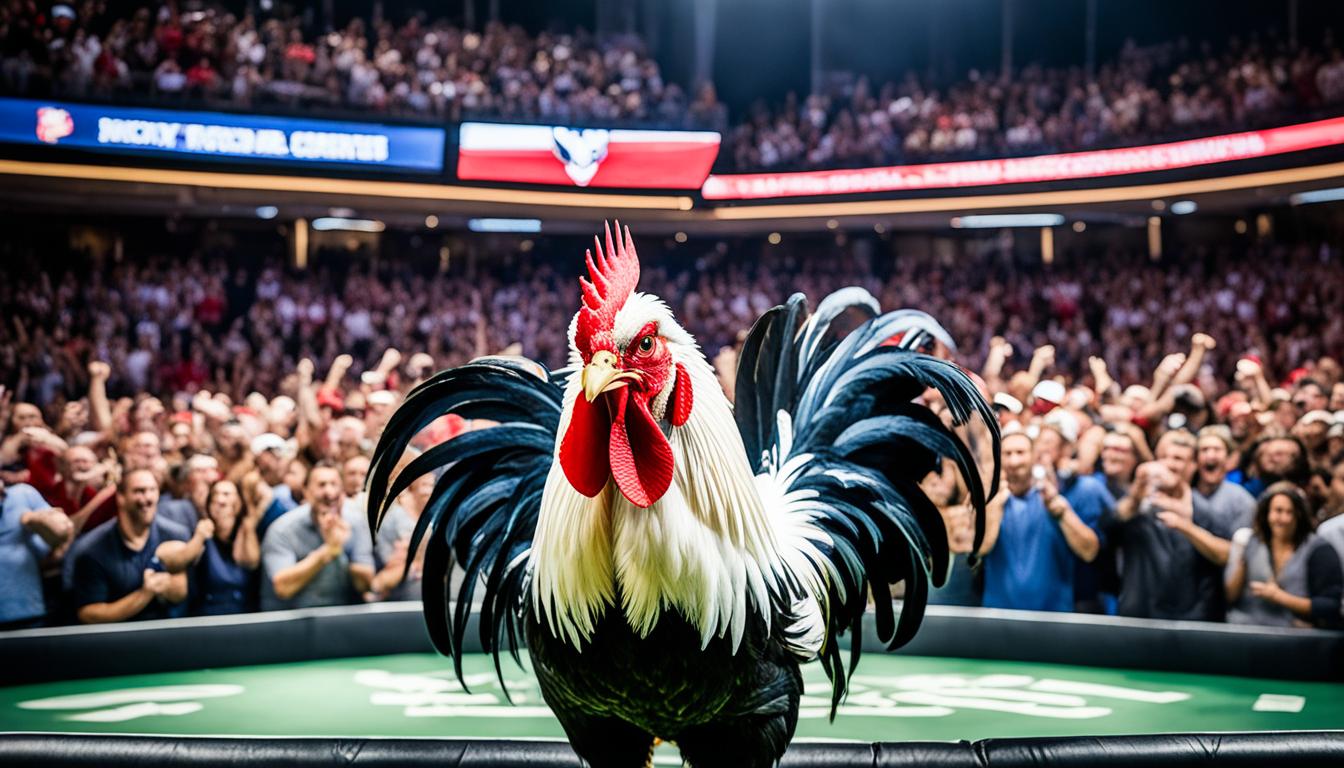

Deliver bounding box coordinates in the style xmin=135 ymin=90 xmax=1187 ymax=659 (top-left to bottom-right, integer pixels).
xmin=458 ymin=122 xmax=721 ymax=190
xmin=701 ymin=116 xmax=1344 ymax=200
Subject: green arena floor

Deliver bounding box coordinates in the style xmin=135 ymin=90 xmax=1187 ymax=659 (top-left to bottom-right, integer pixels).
xmin=2 ymin=653 xmax=1341 ymax=742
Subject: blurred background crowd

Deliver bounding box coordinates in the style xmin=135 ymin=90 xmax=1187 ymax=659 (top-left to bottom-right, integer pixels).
xmin=3 ymin=2 xmax=1343 ymax=168
xmin=3 ymin=225 xmax=1343 ymax=631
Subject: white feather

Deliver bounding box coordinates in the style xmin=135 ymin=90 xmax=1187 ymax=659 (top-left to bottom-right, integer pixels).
xmin=532 ymin=296 xmax=838 ymax=662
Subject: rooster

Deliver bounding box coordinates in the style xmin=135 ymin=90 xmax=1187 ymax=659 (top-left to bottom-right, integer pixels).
xmin=367 ymin=224 xmax=997 ymax=768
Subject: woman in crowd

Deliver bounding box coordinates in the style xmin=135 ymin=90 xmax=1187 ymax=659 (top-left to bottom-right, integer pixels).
xmin=1225 ymin=482 xmax=1343 ymax=628
xmin=192 ymin=479 xmax=262 ymax=616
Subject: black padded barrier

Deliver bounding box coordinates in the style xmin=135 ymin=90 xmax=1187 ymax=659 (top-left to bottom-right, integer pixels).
xmin=3 ymin=733 xmax=1344 ymax=768
xmin=2 ymin=603 xmax=1341 ymax=687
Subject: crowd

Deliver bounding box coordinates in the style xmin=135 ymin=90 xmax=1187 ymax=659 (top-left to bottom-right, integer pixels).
xmin=2 ymin=231 xmax=1344 ymax=631
xmin=728 ymin=35 xmax=1344 ymax=170
xmin=4 ymin=4 xmax=1344 ymax=170
xmin=0 ymin=1 xmax=724 ymax=127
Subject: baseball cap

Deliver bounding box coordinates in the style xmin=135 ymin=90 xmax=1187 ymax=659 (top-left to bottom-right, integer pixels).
xmin=992 ymin=392 xmax=1023 ymax=415
xmin=185 ymin=454 xmax=219 ymax=472
xmin=367 ymin=390 xmax=397 ymax=407
xmin=251 ymin=433 xmax=287 ymax=454
xmin=1042 ymin=409 xmax=1080 ymax=444
xmin=316 ymin=388 xmax=345 ymax=412
xmin=1030 ymin=380 xmax=1065 ymax=415
xmin=1301 ymin=410 xmax=1336 ymax=427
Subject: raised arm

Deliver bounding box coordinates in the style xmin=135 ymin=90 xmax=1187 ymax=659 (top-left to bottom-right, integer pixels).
xmin=87 ymin=361 xmax=114 ymax=436
xmin=1224 ymin=528 xmax=1252 ymax=602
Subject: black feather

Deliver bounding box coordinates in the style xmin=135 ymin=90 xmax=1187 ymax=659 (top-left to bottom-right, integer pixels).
xmin=734 ymin=288 xmax=999 ymax=716
xmin=365 ymin=359 xmax=562 ymax=692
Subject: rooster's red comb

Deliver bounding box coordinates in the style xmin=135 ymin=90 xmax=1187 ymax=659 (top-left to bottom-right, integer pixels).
xmin=575 ymin=221 xmax=640 ymax=361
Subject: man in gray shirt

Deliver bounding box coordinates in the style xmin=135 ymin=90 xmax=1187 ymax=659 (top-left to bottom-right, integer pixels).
xmin=261 ymin=464 xmax=374 ymax=610
xmin=1195 ymin=426 xmax=1257 ymax=532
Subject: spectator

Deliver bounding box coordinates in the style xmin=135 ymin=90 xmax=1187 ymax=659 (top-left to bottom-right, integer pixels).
xmin=1226 ymin=482 xmax=1343 ymax=628
xmin=1093 ymin=426 xmax=1143 ymax=499
xmin=1194 ymin=426 xmax=1257 ymax=532
xmin=924 ymin=459 xmax=981 ymax=607
xmin=1318 ymin=457 xmax=1344 ymax=524
xmin=1105 ymin=431 xmax=1235 ymax=621
xmin=978 ymin=430 xmax=1101 ymax=612
xmin=1033 ymin=411 xmax=1116 ymax=613
xmin=1318 ymin=496 xmax=1344 ymax=619
xmin=1238 ymin=435 xmax=1311 ymax=498
xmin=155 ymin=453 xmax=215 ymax=529
xmin=257 ymin=457 xmax=309 ymax=541
xmin=260 ymin=464 xmax=373 ymax=610
xmin=341 ymin=454 xmax=370 ymax=499
xmin=69 ymin=469 xmax=192 ymax=623
xmin=242 ymin=433 xmax=298 ymax=537
xmin=192 ymin=480 xmax=261 ymax=616
xmin=0 ymin=478 xmax=73 ymax=629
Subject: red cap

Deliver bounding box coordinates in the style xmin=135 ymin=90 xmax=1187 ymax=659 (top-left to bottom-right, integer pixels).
xmin=171 ymin=411 xmax=194 ymax=425
xmin=316 ymin=388 xmax=345 ymax=413
xmin=1215 ymin=392 xmax=1247 ymax=420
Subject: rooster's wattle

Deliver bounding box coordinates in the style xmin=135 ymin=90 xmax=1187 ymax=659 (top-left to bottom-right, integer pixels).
xmin=367 ymin=224 xmax=998 ymax=768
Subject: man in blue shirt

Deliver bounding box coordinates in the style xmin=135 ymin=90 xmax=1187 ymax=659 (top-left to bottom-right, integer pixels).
xmin=1033 ymin=413 xmax=1116 ymax=613
xmin=70 ymin=468 xmax=193 ymax=623
xmin=979 ymin=429 xmax=1101 ymax=612
xmin=1 ymin=479 xmax=73 ymax=629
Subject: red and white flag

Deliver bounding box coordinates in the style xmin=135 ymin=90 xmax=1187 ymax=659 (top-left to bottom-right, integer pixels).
xmin=457 ymin=123 xmax=720 ymax=190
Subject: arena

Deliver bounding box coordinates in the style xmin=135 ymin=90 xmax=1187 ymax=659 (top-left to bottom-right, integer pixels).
xmin=2 ymin=1 xmax=1343 ymax=766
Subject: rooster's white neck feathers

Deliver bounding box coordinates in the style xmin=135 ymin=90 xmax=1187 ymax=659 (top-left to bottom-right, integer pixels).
xmin=530 ymin=294 xmax=790 ymax=651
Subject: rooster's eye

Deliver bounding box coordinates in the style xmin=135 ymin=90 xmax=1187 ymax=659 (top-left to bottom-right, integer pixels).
xmin=638 ymin=336 xmax=654 ymax=352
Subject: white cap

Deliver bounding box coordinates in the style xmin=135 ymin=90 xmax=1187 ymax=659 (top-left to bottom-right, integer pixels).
xmin=1032 ymin=379 xmax=1066 ymax=405
xmin=992 ymin=392 xmax=1023 ymax=414
xmin=1301 ymin=410 xmax=1336 ymax=427
xmin=367 ymin=390 xmax=397 ymax=407
xmin=1122 ymin=384 xmax=1152 ymax=402
xmin=251 ymin=433 xmax=287 ymax=454
xmin=1043 ymin=409 xmax=1080 ymax=444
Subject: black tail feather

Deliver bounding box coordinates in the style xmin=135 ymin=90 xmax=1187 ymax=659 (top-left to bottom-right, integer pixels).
xmin=366 ymin=359 xmax=562 ymax=692
xmin=734 ymin=288 xmax=999 ymax=716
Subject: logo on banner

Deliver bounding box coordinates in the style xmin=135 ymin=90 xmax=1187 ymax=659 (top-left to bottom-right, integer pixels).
xmin=35 ymin=107 xmax=74 ymax=144
xmin=552 ymin=127 xmax=609 ymax=186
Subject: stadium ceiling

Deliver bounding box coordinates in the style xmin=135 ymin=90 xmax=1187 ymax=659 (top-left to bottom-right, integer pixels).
xmin=0 ymin=157 xmax=1341 ymax=235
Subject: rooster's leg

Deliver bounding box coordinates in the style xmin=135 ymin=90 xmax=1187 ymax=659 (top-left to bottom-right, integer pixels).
xmin=554 ymin=709 xmax=655 ymax=768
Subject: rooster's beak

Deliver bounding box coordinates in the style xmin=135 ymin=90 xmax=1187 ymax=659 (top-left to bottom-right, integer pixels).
xmin=582 ymin=351 xmax=637 ymax=402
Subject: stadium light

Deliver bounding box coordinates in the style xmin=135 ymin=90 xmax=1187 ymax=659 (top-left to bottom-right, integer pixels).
xmin=255 ymin=206 xmax=278 ymax=220
xmin=311 ymin=217 xmax=385 ymax=232
xmin=1170 ymin=200 xmax=1197 ymax=215
xmin=950 ymin=214 xmax=1065 ymax=229
xmin=467 ymin=218 xmax=543 ymax=233
xmin=1289 ymin=187 xmax=1344 ymax=205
